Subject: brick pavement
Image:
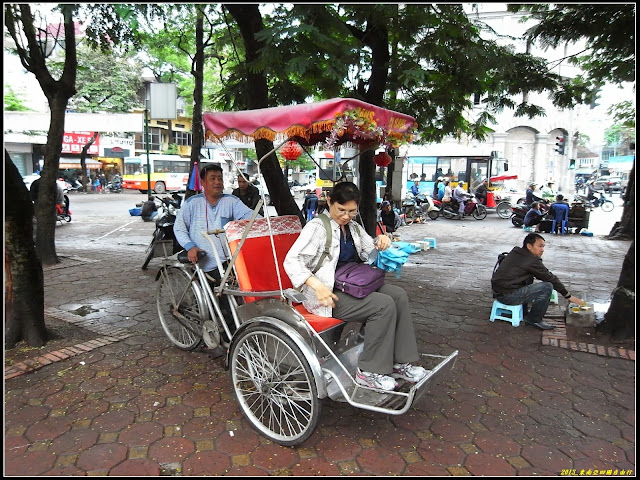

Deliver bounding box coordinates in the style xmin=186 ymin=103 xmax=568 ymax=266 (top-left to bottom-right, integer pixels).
xmin=4 ymin=218 xmax=635 ymax=476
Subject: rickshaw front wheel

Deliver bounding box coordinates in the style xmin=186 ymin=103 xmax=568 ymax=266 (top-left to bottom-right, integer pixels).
xmin=230 ymin=324 xmax=321 ymax=446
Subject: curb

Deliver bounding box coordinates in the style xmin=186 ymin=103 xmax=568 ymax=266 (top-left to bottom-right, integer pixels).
xmin=541 ymin=318 xmax=635 ymax=360
xmin=4 ymin=307 xmax=135 ymax=381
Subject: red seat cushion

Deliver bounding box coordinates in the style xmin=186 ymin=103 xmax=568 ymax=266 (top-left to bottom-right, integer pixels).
xmin=225 ymin=215 xmax=343 ymax=333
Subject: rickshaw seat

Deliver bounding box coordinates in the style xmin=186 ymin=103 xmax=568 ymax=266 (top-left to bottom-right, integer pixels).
xmin=225 ymin=215 xmax=343 ymax=333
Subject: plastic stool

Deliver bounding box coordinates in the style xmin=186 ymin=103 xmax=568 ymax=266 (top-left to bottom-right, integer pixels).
xmin=423 ymin=238 xmax=437 ymax=249
xmin=490 ymin=300 xmax=523 ymax=327
xmin=550 ymin=290 xmax=558 ymax=304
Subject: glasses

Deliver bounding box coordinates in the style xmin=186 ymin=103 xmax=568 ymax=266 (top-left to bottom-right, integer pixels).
xmin=334 ymin=206 xmax=359 ymax=218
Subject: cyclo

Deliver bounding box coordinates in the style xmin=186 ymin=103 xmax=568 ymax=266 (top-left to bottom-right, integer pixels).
xmin=155 ymin=98 xmax=458 ymax=446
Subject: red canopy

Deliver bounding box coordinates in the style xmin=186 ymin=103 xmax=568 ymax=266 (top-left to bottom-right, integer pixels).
xmin=490 ymin=175 xmax=518 ymax=182
xmin=203 ymin=97 xmax=416 ymax=147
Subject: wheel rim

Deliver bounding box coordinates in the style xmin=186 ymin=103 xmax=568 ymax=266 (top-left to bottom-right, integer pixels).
xmin=473 ymin=205 xmax=487 ymax=220
xmin=428 ymin=210 xmax=439 ymax=220
xmin=231 ymin=326 xmax=319 ymax=446
xmin=442 ymin=204 xmax=455 ymax=219
xmin=497 ymin=202 xmax=511 ymax=219
xmin=154 ymin=182 xmax=166 ymax=194
xmin=602 ymin=202 xmax=614 ymax=212
xmin=157 ymin=267 xmax=203 ymax=350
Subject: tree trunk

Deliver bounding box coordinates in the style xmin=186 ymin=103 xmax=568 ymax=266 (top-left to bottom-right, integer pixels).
xmin=360 ymin=18 xmax=390 ymax=236
xmin=10 ymin=4 xmax=78 ymax=265
xmin=606 ymin=158 xmax=634 ymax=240
xmin=596 ymin=240 xmax=635 ymax=340
xmin=225 ymin=3 xmax=302 ymax=221
xmin=5 ymin=150 xmax=47 ymax=348
xmin=186 ymin=6 xmax=206 ymax=202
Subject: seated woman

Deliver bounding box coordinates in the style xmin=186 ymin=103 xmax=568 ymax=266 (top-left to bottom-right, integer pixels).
xmin=283 ymin=181 xmax=427 ymax=392
xmin=523 ymin=201 xmax=544 ymax=231
xmin=377 ymin=200 xmax=402 ymax=233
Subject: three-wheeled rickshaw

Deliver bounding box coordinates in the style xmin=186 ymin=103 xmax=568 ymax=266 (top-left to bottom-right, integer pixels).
xmin=156 ymin=98 xmax=458 ymax=446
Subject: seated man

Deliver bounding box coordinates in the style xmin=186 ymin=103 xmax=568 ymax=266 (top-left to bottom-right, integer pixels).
xmin=474 ymin=179 xmax=489 ymax=205
xmin=523 ymin=201 xmax=544 ymax=231
xmin=174 ymin=164 xmax=259 ymax=329
xmin=525 ymin=183 xmax=544 ymax=205
xmin=232 ymin=174 xmax=262 ymax=215
xmin=491 ymin=233 xmax=585 ymax=330
xmin=377 ymin=200 xmax=402 ymax=233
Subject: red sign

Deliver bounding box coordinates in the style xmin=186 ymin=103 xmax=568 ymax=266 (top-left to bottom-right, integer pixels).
xmin=62 ymin=132 xmax=100 ymax=155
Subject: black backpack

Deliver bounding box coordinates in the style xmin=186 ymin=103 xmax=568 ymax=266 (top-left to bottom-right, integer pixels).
xmin=493 ymin=251 xmax=509 ymax=274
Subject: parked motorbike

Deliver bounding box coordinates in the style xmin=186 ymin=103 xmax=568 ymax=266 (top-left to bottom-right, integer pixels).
xmin=441 ymin=193 xmax=487 ymax=220
xmin=141 ymin=194 xmax=183 ymax=270
xmin=401 ymin=193 xmax=440 ymax=224
xmin=573 ymin=192 xmax=614 ymax=212
xmin=106 ymin=179 xmax=123 ymax=193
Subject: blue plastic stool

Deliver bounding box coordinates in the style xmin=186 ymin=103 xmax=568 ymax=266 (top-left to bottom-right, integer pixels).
xmin=490 ymin=300 xmax=523 ymax=327
xmin=423 ymin=238 xmax=437 ymax=249
xmin=550 ymin=290 xmax=558 ymax=304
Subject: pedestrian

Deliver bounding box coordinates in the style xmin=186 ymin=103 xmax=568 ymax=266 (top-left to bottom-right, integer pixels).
xmin=302 ymin=189 xmax=319 ymax=221
xmin=283 ymin=181 xmax=427 ymax=391
xmin=99 ymin=172 xmax=106 ymax=193
xmin=491 ymin=233 xmax=586 ymax=330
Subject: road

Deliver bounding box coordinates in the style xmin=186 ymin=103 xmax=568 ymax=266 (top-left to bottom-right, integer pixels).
xmin=59 ymin=189 xmax=625 ymax=250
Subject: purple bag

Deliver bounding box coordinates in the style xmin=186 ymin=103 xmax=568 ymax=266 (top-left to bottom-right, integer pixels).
xmin=334 ymin=262 xmax=385 ymax=298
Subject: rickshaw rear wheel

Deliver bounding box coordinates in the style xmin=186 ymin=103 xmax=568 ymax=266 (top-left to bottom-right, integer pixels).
xmin=230 ymin=324 xmax=320 ymax=446
xmin=157 ymin=266 xmax=204 ymax=350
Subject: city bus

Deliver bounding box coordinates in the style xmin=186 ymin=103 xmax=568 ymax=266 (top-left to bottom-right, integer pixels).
xmin=122 ymin=154 xmax=191 ymax=194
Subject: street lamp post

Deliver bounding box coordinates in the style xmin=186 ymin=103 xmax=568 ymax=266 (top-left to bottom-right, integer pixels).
xmin=144 ymin=85 xmax=152 ymax=200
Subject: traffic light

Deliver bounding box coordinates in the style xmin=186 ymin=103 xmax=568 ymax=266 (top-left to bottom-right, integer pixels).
xmin=569 ymin=159 xmax=576 ymax=170
xmin=554 ymin=135 xmax=565 ymax=155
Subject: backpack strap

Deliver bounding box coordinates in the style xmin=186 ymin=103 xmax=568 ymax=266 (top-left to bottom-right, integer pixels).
xmin=312 ymin=214 xmax=332 ymax=274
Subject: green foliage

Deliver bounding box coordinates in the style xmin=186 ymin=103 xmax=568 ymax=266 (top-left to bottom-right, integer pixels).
xmin=507 ymin=4 xmax=635 ymax=86
xmin=3 ymin=86 xmax=32 ymax=111
xmin=49 ymin=43 xmax=143 ymax=113
xmin=165 ymin=143 xmax=179 ymax=154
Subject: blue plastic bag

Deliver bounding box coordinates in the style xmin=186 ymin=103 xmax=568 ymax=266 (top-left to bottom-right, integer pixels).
xmin=375 ymin=246 xmax=410 ymax=277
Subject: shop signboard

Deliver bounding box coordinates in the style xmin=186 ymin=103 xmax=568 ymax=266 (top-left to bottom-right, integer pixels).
xmin=62 ymin=131 xmax=100 ymax=155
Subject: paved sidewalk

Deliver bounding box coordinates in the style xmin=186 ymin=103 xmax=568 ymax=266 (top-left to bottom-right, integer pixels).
xmin=4 ymin=219 xmax=635 ymax=476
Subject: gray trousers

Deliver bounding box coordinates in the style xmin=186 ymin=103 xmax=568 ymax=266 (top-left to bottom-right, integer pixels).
xmin=332 ymin=283 xmax=419 ymax=374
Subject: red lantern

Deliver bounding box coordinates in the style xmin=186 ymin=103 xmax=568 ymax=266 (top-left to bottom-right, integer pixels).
xmin=281 ymin=141 xmax=304 ymax=161
xmin=374 ymin=151 xmax=392 ymax=167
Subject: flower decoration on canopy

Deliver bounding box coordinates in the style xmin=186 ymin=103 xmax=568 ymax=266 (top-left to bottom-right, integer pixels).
xmin=324 ymin=109 xmax=416 ymax=151
xmin=280 ymin=140 xmax=304 ymax=161
xmin=374 ymin=151 xmax=392 ymax=167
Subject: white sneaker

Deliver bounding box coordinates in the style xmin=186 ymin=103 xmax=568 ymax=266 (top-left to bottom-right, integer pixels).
xmin=355 ymin=368 xmax=397 ymax=391
xmin=392 ymin=363 xmax=428 ymax=382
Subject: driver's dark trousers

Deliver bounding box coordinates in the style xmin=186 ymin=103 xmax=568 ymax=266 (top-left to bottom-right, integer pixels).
xmin=332 ymin=284 xmax=419 ymax=375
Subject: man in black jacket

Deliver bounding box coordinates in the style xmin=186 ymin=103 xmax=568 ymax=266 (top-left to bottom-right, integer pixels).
xmin=232 ymin=174 xmax=262 ymax=214
xmin=491 ymin=233 xmax=585 ymax=330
